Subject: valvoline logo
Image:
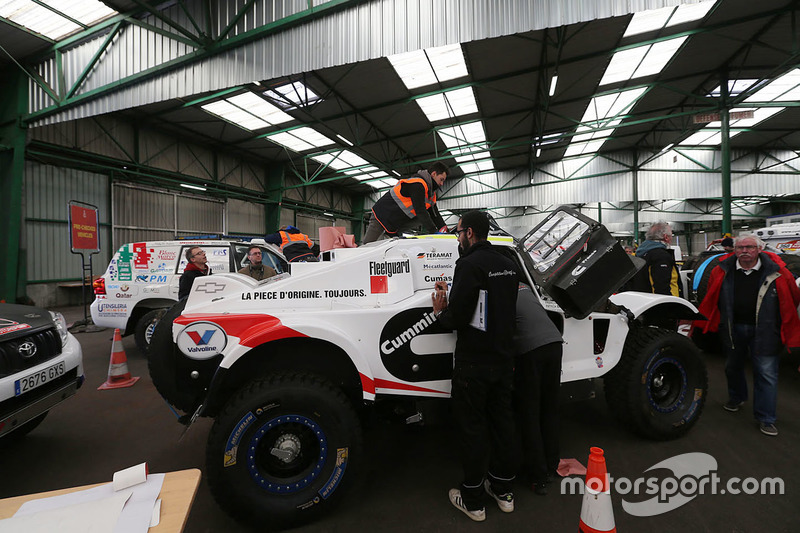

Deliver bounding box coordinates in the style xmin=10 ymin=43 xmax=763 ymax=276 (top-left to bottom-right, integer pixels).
xmin=177 ymin=322 xmax=227 ymax=360
xmin=187 ymin=330 xmax=216 ymax=345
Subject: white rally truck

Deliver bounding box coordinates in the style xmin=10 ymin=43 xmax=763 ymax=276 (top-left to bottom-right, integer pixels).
xmin=147 ymin=208 xmax=706 ymax=528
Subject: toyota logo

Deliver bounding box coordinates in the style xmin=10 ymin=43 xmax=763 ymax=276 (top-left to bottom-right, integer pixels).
xmin=18 ymin=341 xmax=37 ymax=358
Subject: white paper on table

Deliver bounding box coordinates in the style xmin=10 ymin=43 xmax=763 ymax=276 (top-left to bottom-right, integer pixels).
xmin=0 ymin=490 xmax=131 ymax=533
xmin=149 ymin=499 xmax=161 ymax=527
xmin=12 ymin=473 xmax=165 ymax=533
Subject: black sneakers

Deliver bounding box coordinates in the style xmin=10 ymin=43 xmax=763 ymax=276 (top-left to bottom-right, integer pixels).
xmin=760 ymin=422 xmax=778 ymax=436
xmin=723 ymin=400 xmax=744 ymax=412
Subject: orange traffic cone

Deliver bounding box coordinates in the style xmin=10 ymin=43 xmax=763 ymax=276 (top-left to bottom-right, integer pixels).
xmin=578 ymin=447 xmax=616 ymax=533
xmin=98 ymin=328 xmax=140 ymax=390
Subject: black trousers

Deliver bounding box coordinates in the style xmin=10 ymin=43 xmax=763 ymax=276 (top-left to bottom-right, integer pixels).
xmin=514 ymin=342 xmax=563 ymax=484
xmin=451 ymin=359 xmax=516 ymax=510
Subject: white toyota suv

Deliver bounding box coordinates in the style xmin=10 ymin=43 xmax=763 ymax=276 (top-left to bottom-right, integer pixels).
xmin=0 ymin=303 xmax=84 ymax=441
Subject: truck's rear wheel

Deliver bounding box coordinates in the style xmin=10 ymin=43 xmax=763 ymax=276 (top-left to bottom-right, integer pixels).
xmin=604 ymin=327 xmax=707 ymax=440
xmin=206 ymin=372 xmax=362 ymax=529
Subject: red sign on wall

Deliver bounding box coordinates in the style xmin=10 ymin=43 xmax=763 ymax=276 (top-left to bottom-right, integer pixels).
xmin=69 ymin=202 xmax=100 ymax=253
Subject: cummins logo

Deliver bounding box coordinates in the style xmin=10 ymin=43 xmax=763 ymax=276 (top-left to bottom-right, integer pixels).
xmin=379 ymin=308 xmax=454 ymax=383
xmin=369 ymin=260 xmax=410 ymax=277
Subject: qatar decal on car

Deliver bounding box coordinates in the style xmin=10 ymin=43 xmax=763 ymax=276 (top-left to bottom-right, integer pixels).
xmin=177 ymin=321 xmax=228 ymax=359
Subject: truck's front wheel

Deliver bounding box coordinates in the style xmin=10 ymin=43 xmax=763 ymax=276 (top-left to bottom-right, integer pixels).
xmin=206 ymin=372 xmax=363 ymax=529
xmin=604 ymin=327 xmax=707 ymax=440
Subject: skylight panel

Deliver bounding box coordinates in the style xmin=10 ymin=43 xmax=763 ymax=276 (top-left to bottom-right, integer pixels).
xmin=709 ymin=79 xmax=761 ymax=98
xmin=263 ymin=81 xmax=322 ymax=110
xmin=679 ymin=130 xmax=720 ymax=146
xmin=600 ymin=36 xmax=686 ymax=86
xmin=266 ymin=131 xmax=314 ymax=152
xmin=681 ymin=107 xmax=785 ymax=147
xmin=416 ymin=87 xmax=478 ymax=122
xmin=624 ymin=7 xmax=673 ymax=37
xmin=427 ymin=44 xmax=469 ymax=81
xmin=201 ymin=100 xmax=270 ymax=130
xmin=635 ymin=37 xmax=686 ymax=78
xmin=437 ymin=121 xmax=487 ymax=149
xmin=388 ymin=44 xmax=467 ymax=90
xmin=201 ymin=92 xmax=294 ymax=131
xmin=311 ymin=152 xmax=350 ymax=170
xmin=623 ymin=0 xmax=714 ymax=38
xmin=228 ymin=92 xmax=294 ymax=126
xmin=744 ymin=69 xmax=800 ymax=102
xmin=564 ymin=87 xmax=646 ymax=157
xmin=265 ymin=128 xmax=334 ymax=152
xmin=0 ymin=0 xmax=117 ymax=40
xmin=337 ymin=150 xmax=370 ymax=168
xmin=669 ymin=1 xmax=715 ymax=27
xmin=600 ymin=47 xmax=649 ymax=85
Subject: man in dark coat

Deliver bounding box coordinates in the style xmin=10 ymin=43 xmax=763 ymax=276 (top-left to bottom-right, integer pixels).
xmin=178 ymin=246 xmax=212 ymax=300
xmin=431 ymin=210 xmax=518 ymax=522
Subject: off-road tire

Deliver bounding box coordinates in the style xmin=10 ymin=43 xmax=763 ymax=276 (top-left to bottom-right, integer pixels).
xmin=147 ymin=300 xmax=220 ymax=412
xmin=604 ymin=327 xmax=707 ymax=440
xmin=134 ymin=308 xmax=167 ymax=353
xmin=206 ymin=372 xmax=363 ymax=529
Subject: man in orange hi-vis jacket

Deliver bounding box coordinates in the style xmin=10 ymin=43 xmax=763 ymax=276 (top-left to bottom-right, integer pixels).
xmin=362 ymin=162 xmax=449 ymax=243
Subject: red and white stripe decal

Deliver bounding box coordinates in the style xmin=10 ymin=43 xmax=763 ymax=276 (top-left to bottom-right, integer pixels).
xmin=175 ymin=313 xmax=307 ymax=347
xmin=373 ymin=378 xmax=447 ymax=395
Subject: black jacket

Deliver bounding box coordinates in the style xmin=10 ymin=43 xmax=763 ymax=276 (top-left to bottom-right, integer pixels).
xmin=437 ymin=240 xmax=519 ymax=362
xmin=632 ymin=241 xmax=682 ymax=297
xmin=178 ymin=264 xmax=211 ymax=300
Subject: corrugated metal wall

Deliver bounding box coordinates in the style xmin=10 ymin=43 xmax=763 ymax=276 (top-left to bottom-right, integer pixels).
xmin=228 ymin=198 xmax=265 ymax=235
xmin=29 ymin=0 xmax=697 ymax=125
xmin=24 ymin=162 xmax=111 ymax=282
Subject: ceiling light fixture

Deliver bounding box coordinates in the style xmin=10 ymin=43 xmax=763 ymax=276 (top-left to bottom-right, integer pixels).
xmin=180 ymin=183 xmax=206 ymax=191
xmin=549 ymin=74 xmax=558 ymax=97
xmin=336 ymin=135 xmax=354 ymax=146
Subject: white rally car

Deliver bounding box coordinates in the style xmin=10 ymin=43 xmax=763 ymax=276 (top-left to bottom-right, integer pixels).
xmin=148 ymin=209 xmax=706 ymax=528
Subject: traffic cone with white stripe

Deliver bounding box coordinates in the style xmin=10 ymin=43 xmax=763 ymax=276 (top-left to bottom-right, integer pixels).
xmin=578 ymin=447 xmax=616 ymax=533
xmin=98 ymin=328 xmax=140 ymax=390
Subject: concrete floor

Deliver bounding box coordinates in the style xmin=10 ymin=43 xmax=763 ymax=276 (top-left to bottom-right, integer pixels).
xmin=2 ymin=305 xmax=800 ymax=532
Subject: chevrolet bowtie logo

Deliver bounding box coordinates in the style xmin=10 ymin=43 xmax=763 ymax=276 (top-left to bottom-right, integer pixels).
xmin=196 ymin=282 xmax=226 ymax=293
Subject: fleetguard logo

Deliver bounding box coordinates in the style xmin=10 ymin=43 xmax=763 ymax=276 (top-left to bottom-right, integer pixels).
xmin=177 ymin=322 xmax=227 ymax=360
xmin=369 ymin=259 xmax=410 ymax=294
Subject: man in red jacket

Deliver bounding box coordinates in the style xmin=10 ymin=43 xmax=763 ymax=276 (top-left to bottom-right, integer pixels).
xmin=698 ymin=235 xmax=800 ymax=436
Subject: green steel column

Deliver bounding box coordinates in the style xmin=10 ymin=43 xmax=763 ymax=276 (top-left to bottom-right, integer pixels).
xmin=632 ymin=152 xmax=640 ymax=244
xmin=720 ymin=74 xmax=732 ymax=235
xmin=265 ymin=164 xmax=284 ymax=232
xmin=0 ymin=69 xmax=27 ymax=303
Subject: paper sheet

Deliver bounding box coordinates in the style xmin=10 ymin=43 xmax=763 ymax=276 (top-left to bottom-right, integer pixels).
xmin=0 ymin=491 xmax=131 ymax=533
xmin=11 ymin=472 xmax=165 ymax=533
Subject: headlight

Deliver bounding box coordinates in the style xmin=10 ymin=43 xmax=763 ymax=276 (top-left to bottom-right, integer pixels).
xmin=50 ymin=311 xmax=69 ymax=346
